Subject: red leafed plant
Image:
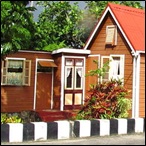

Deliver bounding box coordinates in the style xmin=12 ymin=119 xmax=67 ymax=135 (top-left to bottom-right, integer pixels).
xmin=76 ymin=60 xmax=131 ymax=120
xmin=76 ymin=79 xmax=131 ymax=119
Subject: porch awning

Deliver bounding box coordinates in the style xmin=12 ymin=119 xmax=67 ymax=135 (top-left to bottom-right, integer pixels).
xmin=38 ymin=61 xmax=57 ymax=67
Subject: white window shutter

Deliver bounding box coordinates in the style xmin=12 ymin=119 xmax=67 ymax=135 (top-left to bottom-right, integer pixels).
xmin=101 ymin=56 xmax=110 ymax=83
xmin=23 ymin=60 xmax=31 ymax=86
xmin=1 ymin=60 xmax=8 ymax=85
xmin=119 ymin=55 xmax=125 ymax=82
xmin=105 ymin=25 xmax=117 ymax=46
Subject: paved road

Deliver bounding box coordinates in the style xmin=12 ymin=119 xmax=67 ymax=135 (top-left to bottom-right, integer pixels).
xmin=1 ymin=133 xmax=145 ymax=145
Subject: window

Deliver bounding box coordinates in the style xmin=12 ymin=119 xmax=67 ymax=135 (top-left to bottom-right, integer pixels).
xmin=74 ymin=59 xmax=83 ymax=89
xmin=101 ymin=55 xmax=124 ymax=83
xmin=37 ymin=63 xmax=52 ymax=72
xmin=65 ymin=58 xmax=83 ymax=90
xmin=37 ymin=65 xmax=52 ymax=72
xmin=1 ymin=59 xmax=31 ymax=86
xmin=65 ymin=67 xmax=73 ymax=89
xmin=109 ymin=55 xmax=124 ymax=81
xmin=37 ymin=60 xmax=57 ymax=73
xmin=65 ymin=59 xmax=74 ymax=89
xmin=105 ymin=25 xmax=117 ymax=46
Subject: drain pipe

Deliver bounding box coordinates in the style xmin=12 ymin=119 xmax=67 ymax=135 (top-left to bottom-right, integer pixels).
xmin=33 ymin=59 xmax=38 ymax=110
xmin=132 ymin=51 xmax=140 ymax=118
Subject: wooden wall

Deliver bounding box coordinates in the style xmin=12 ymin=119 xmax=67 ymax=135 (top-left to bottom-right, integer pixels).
xmin=139 ymin=53 xmax=145 ymax=117
xmin=52 ymin=54 xmax=62 ymax=110
xmin=85 ymin=13 xmax=133 ymax=117
xmin=1 ymin=51 xmax=53 ymax=112
xmin=85 ymin=56 xmax=99 ymax=92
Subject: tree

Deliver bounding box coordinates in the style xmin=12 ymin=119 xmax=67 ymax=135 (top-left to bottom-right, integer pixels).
xmin=1 ymin=1 xmax=144 ymax=56
xmin=1 ymin=1 xmax=36 ymax=59
xmin=85 ymin=1 xmax=144 ymax=19
xmin=80 ymin=1 xmax=144 ymax=43
xmin=33 ymin=1 xmax=85 ymax=51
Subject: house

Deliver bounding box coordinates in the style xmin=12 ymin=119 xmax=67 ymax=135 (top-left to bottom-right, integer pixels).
xmin=1 ymin=3 xmax=145 ymax=118
xmin=1 ymin=51 xmax=58 ymax=112
xmin=83 ymin=2 xmax=145 ymax=118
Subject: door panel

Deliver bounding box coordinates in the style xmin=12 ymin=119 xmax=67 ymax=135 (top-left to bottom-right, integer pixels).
xmin=65 ymin=94 xmax=73 ymax=105
xmin=74 ymin=93 xmax=82 ymax=104
xmin=36 ymin=73 xmax=52 ymax=110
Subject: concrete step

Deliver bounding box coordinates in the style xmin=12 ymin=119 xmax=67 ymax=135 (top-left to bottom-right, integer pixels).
xmin=36 ymin=110 xmax=79 ymax=122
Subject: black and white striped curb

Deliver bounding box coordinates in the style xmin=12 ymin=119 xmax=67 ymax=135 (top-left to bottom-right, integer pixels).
xmin=1 ymin=118 xmax=145 ymax=143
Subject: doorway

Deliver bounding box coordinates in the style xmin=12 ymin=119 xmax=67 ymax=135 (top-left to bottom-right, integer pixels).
xmin=64 ymin=58 xmax=84 ymax=110
xmin=35 ymin=59 xmax=57 ymax=110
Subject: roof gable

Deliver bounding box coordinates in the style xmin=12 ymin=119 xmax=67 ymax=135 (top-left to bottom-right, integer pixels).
xmin=84 ymin=3 xmax=145 ymax=52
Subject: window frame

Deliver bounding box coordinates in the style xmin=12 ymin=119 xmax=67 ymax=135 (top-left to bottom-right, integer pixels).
xmin=74 ymin=66 xmax=83 ymax=89
xmin=64 ymin=58 xmax=84 ymax=90
xmin=100 ymin=56 xmax=110 ymax=83
xmin=109 ymin=54 xmax=125 ymax=82
xmin=65 ymin=66 xmax=74 ymax=90
xmin=105 ymin=25 xmax=117 ymax=46
xmin=1 ymin=58 xmax=31 ymax=86
xmin=101 ymin=55 xmax=125 ymax=83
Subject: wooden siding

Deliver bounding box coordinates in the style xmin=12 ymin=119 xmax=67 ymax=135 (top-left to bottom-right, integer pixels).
xmin=85 ymin=13 xmax=133 ymax=117
xmin=53 ymin=54 xmax=62 ymax=110
xmin=1 ymin=51 xmax=53 ymax=112
xmin=85 ymin=56 xmax=99 ymax=92
xmin=139 ymin=54 xmax=145 ymax=117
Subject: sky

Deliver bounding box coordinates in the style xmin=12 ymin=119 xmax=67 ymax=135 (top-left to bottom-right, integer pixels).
xmin=31 ymin=1 xmax=145 ymax=22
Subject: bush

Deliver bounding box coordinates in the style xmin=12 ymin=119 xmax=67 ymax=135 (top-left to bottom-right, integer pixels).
xmin=1 ymin=112 xmax=23 ymax=124
xmin=20 ymin=110 xmax=42 ymax=123
xmin=75 ymin=60 xmax=132 ymax=120
xmin=1 ymin=110 xmax=42 ymax=124
xmin=76 ymin=79 xmax=132 ymax=120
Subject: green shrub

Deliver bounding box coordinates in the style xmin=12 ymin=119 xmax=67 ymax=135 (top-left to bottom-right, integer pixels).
xmin=1 ymin=113 xmax=23 ymax=124
xmin=1 ymin=113 xmax=8 ymax=124
xmin=20 ymin=110 xmax=42 ymax=123
xmin=1 ymin=110 xmax=42 ymax=124
xmin=116 ymin=97 xmax=132 ymax=118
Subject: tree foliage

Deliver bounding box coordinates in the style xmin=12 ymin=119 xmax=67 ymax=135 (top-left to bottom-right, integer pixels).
xmin=1 ymin=1 xmax=36 ymax=59
xmin=33 ymin=1 xmax=85 ymax=51
xmin=85 ymin=1 xmax=144 ymax=19
xmin=1 ymin=1 xmax=144 ymax=56
xmin=82 ymin=1 xmax=144 ymax=42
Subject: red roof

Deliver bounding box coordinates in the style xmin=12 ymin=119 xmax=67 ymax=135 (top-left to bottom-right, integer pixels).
xmin=84 ymin=3 xmax=145 ymax=52
xmin=108 ymin=3 xmax=145 ymax=51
